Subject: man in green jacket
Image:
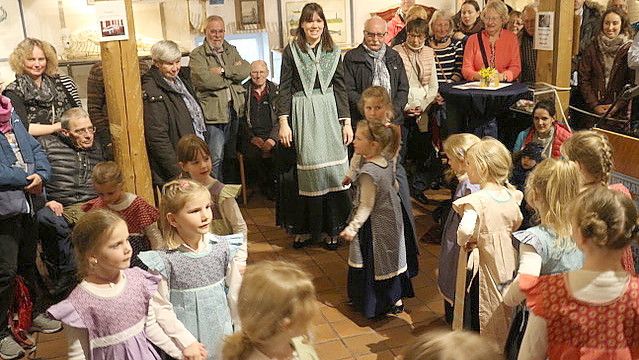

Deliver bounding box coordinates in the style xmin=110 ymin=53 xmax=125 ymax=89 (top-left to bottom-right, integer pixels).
xmin=190 ymin=15 xmax=250 ymax=180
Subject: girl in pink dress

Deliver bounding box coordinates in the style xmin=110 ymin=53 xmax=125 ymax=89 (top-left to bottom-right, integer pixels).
xmin=47 ymin=209 xmax=205 ymax=360
xmin=520 ymin=187 xmax=639 ymax=360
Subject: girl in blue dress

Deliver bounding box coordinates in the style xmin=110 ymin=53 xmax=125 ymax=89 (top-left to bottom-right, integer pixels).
xmin=502 ymin=158 xmax=584 ymax=359
xmin=139 ymin=179 xmax=245 ymax=360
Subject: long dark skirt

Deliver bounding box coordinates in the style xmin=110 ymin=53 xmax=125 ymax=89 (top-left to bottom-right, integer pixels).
xmin=275 ymin=145 xmax=351 ymax=236
xmin=504 ymin=305 xmax=529 ymax=360
xmin=347 ymin=217 xmax=416 ymax=319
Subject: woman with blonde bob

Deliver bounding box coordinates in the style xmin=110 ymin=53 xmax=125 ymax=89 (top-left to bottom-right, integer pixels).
xmin=222 ymin=261 xmax=319 ymax=360
xmin=403 ymin=330 xmax=502 ymax=360
xmin=3 ymin=38 xmax=81 ymax=136
xmin=502 ymin=158 xmax=583 ymax=359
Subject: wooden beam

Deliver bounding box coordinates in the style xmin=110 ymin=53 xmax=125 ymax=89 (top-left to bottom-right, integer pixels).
xmin=536 ymin=0 xmax=573 ymax=122
xmin=101 ymin=0 xmax=155 ymax=206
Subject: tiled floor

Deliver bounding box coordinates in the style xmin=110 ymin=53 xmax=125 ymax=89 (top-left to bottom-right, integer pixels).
xmin=31 ymin=193 xmax=447 ymax=360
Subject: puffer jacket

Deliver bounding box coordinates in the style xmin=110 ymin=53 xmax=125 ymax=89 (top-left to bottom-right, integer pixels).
xmin=38 ymin=133 xmax=104 ymax=206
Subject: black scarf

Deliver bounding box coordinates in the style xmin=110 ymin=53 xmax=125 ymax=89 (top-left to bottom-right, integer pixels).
xmin=8 ymin=74 xmax=72 ymax=125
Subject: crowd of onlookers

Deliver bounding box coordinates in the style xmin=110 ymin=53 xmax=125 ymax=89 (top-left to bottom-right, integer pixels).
xmin=1 ymin=0 xmax=639 ymax=359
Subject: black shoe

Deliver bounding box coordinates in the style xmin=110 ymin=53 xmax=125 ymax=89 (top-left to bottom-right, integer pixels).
xmin=414 ymin=193 xmax=431 ymax=205
xmin=324 ymin=236 xmax=339 ymax=251
xmin=388 ymin=304 xmax=405 ymax=315
xmin=293 ymin=235 xmax=310 ymax=249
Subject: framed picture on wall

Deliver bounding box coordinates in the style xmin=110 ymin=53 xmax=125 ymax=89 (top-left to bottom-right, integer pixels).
xmin=0 ymin=0 xmax=26 ymax=60
xmin=235 ymin=0 xmax=265 ymax=30
xmin=279 ymin=0 xmax=352 ymax=47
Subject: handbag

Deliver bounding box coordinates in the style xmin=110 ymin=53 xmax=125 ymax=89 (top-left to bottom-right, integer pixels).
xmin=0 ymin=190 xmax=29 ymax=219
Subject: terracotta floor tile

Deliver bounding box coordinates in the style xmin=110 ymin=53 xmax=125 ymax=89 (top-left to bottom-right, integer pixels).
xmin=261 ymin=228 xmax=290 ymax=240
xmin=245 ymin=207 xmax=272 ymax=218
xmin=311 ymin=323 xmax=340 ymax=344
xmin=320 ymin=305 xmax=352 ymax=323
xmin=311 ymin=311 xmax=329 ymax=325
xmin=247 ymin=231 xmax=267 ymax=243
xmin=313 ymin=276 xmax=336 ymax=292
xmin=314 ymin=339 xmax=352 ymax=360
xmin=379 ymin=325 xmax=418 ymax=348
xmin=251 ymin=214 xmax=276 ymax=226
xmin=341 ymin=332 xmax=388 ymax=355
xmin=331 ymin=319 xmax=374 ymax=338
xmin=389 ymin=346 xmax=406 ymax=357
xmin=426 ymin=300 xmax=446 ymax=316
xmin=32 ymin=333 xmax=68 ymax=358
xmin=356 ymin=350 xmax=398 ymax=360
xmin=316 ymin=260 xmax=347 ymax=274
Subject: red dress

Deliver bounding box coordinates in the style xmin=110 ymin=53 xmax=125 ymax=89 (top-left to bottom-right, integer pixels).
xmin=521 ymin=273 xmax=639 ymax=359
xmin=82 ymin=194 xmax=159 ymax=263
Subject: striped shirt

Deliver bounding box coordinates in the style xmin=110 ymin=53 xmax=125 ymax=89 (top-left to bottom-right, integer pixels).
xmin=59 ymin=74 xmax=82 ymax=107
xmin=433 ymin=40 xmax=464 ymax=83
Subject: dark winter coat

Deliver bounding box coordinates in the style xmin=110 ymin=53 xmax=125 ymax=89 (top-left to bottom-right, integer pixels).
xmin=343 ymin=44 xmax=409 ymax=125
xmin=578 ymin=37 xmax=634 ymax=118
xmin=142 ymin=66 xmax=198 ymax=186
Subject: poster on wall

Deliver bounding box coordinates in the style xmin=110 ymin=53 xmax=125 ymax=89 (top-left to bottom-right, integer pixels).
xmin=534 ymin=11 xmax=554 ymax=51
xmin=280 ymin=0 xmax=352 ymax=46
xmin=95 ymin=0 xmax=130 ymax=42
xmin=0 ymin=0 xmax=26 ymax=60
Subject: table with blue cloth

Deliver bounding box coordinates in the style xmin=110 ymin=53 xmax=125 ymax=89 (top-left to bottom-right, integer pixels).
xmin=439 ymin=82 xmax=530 ymax=147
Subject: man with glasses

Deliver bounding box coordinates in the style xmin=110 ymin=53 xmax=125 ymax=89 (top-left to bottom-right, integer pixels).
xmin=344 ymin=16 xmax=409 ymax=129
xmin=36 ymin=107 xmax=104 ymax=298
xmin=240 ymin=60 xmax=279 ymax=200
xmin=190 ymin=15 xmax=250 ymax=181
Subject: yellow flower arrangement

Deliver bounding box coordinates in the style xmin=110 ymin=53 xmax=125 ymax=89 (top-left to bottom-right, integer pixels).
xmin=478 ymin=67 xmax=499 ymax=87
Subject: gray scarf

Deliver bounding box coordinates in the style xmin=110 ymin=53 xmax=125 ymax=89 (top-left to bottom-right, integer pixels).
xmin=165 ymin=76 xmax=206 ymax=140
xmin=598 ymin=33 xmax=629 ymax=87
xmin=363 ymin=43 xmax=392 ymax=96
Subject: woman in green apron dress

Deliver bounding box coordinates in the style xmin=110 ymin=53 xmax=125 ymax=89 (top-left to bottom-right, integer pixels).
xmin=276 ymin=2 xmax=353 ymax=250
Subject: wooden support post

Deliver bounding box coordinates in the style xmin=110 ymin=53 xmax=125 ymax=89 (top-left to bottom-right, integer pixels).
xmin=536 ymin=0 xmax=573 ymax=122
xmin=100 ymin=0 xmax=155 ymax=205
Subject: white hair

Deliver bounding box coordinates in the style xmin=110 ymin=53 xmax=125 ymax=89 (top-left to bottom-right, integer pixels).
xmin=150 ymin=40 xmax=182 ymax=63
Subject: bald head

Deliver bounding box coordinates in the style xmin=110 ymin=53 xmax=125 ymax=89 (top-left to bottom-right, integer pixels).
xmin=250 ymin=60 xmax=268 ymax=88
xmin=363 ymin=16 xmax=387 ymax=51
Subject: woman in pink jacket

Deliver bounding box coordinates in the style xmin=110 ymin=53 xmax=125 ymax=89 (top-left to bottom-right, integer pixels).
xmin=461 ymin=1 xmax=521 ymax=82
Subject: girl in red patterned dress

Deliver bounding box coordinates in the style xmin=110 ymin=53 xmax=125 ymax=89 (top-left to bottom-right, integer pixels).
xmin=519 ymin=187 xmax=639 ymax=360
xmin=82 ymin=161 xmax=163 ymax=267
xmin=560 ymin=130 xmax=636 ymax=274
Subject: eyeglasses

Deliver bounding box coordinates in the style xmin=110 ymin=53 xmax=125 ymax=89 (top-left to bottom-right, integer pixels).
xmin=208 ymin=29 xmax=225 ymax=35
xmin=364 ymin=31 xmax=387 ymax=39
xmin=407 ymin=33 xmax=426 ymax=39
xmin=71 ymin=126 xmax=96 ymax=135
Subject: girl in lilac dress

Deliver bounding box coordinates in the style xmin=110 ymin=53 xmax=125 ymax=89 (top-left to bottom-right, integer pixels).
xmin=436 ymin=133 xmax=480 ymax=325
xmin=48 ymin=209 xmax=206 ymax=360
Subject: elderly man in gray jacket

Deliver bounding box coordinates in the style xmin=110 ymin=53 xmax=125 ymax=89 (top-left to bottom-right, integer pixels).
xmin=190 ymin=15 xmax=250 ymax=180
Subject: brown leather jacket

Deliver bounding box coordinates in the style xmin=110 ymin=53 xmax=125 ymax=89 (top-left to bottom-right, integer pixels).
xmin=578 ymin=36 xmax=634 ymax=118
